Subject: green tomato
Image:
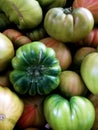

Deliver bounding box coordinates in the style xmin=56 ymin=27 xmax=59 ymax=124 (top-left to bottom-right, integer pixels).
xmin=81 ymin=52 xmax=98 ymax=94
xmin=0 ymin=12 xmax=11 ymax=31
xmin=45 ymin=0 xmax=67 ymax=10
xmin=37 ymin=0 xmax=66 ymax=8
xmin=44 ymin=94 xmax=95 ymax=130
xmin=10 ymin=42 xmax=61 ymax=96
xmin=44 ymin=7 xmax=94 ymax=42
xmin=37 ymin=0 xmax=54 ymax=6
xmin=0 ymin=33 xmax=14 ymax=71
xmin=0 ymin=0 xmax=43 ymax=30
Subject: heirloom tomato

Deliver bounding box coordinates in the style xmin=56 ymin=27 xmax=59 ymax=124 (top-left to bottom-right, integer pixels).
xmin=40 ymin=37 xmax=72 ymax=70
xmin=0 ymin=86 xmax=24 ymax=130
xmin=81 ymin=52 xmax=98 ymax=94
xmin=72 ymin=0 xmax=98 ymax=23
xmin=59 ymin=70 xmax=87 ymax=97
xmin=17 ymin=95 xmax=46 ymax=129
xmin=44 ymin=7 xmax=94 ymax=42
xmin=89 ymin=94 xmax=98 ymax=130
xmin=0 ymin=0 xmax=43 ymax=30
xmin=37 ymin=0 xmax=54 ymax=6
xmin=0 ymin=33 xmax=14 ymax=71
xmin=43 ymin=94 xmax=95 ymax=130
xmin=10 ymin=42 xmax=61 ymax=96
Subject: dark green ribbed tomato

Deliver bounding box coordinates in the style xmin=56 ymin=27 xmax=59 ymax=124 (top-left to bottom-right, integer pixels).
xmin=10 ymin=42 xmax=61 ymax=95
xmin=44 ymin=94 xmax=95 ymax=130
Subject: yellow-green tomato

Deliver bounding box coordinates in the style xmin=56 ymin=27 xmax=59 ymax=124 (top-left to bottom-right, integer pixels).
xmin=0 ymin=86 xmax=24 ymax=130
xmin=81 ymin=52 xmax=98 ymax=94
xmin=44 ymin=7 xmax=94 ymax=42
xmin=0 ymin=33 xmax=14 ymax=71
xmin=0 ymin=0 xmax=43 ymax=30
xmin=44 ymin=94 xmax=95 ymax=130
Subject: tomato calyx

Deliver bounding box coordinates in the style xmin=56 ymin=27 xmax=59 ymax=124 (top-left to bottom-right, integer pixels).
xmin=63 ymin=7 xmax=72 ymax=14
xmin=26 ymin=65 xmax=47 ymax=84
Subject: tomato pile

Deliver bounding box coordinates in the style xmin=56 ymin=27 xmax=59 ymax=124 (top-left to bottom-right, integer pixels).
xmin=0 ymin=0 xmax=98 ymax=130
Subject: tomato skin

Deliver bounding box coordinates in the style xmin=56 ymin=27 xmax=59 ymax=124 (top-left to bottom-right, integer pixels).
xmin=10 ymin=42 xmax=61 ymax=96
xmin=0 ymin=0 xmax=43 ymax=30
xmin=17 ymin=95 xmax=46 ymax=129
xmin=43 ymin=94 xmax=95 ymax=130
xmin=0 ymin=86 xmax=24 ymax=130
xmin=37 ymin=0 xmax=54 ymax=6
xmin=75 ymin=28 xmax=98 ymax=47
xmin=0 ymin=33 xmax=14 ymax=71
xmin=81 ymin=52 xmax=98 ymax=94
xmin=37 ymin=0 xmax=66 ymax=10
xmin=73 ymin=47 xmax=96 ymax=68
xmin=59 ymin=70 xmax=87 ymax=97
xmin=89 ymin=94 xmax=98 ymax=130
xmin=72 ymin=0 xmax=98 ymax=23
xmin=44 ymin=7 xmax=94 ymax=43
xmin=40 ymin=37 xmax=72 ymax=70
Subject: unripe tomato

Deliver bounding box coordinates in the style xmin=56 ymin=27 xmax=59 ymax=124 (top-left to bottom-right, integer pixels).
xmin=44 ymin=94 xmax=95 ymax=130
xmin=44 ymin=7 xmax=94 ymax=43
xmin=0 ymin=33 xmax=14 ymax=71
xmin=81 ymin=52 xmax=98 ymax=94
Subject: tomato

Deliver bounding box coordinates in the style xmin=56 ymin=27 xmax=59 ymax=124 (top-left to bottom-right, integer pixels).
xmin=0 ymin=70 xmax=11 ymax=88
xmin=75 ymin=28 xmax=98 ymax=47
xmin=0 ymin=0 xmax=43 ymax=30
xmin=59 ymin=70 xmax=87 ymax=97
xmin=37 ymin=0 xmax=54 ymax=6
xmin=44 ymin=7 xmax=94 ymax=42
xmin=0 ymin=86 xmax=24 ymax=130
xmin=72 ymin=0 xmax=98 ymax=23
xmin=0 ymin=33 xmax=14 ymax=71
xmin=3 ymin=29 xmax=32 ymax=48
xmin=40 ymin=37 xmax=72 ymax=70
xmin=37 ymin=0 xmax=66 ymax=10
xmin=26 ymin=25 xmax=47 ymax=42
xmin=89 ymin=94 xmax=98 ymax=130
xmin=81 ymin=52 xmax=98 ymax=94
xmin=10 ymin=41 xmax=61 ymax=96
xmin=73 ymin=47 xmax=96 ymax=68
xmin=43 ymin=94 xmax=95 ymax=130
xmin=17 ymin=95 xmax=46 ymax=129
xmin=0 ymin=12 xmax=11 ymax=32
